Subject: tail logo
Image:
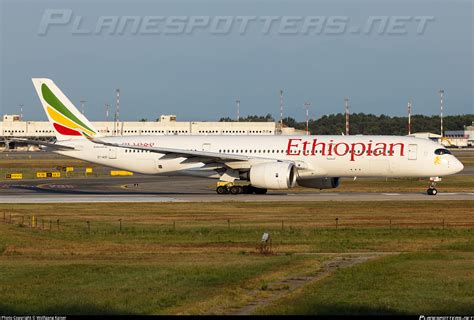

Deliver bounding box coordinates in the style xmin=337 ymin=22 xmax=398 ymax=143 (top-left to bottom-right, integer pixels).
xmin=41 ymin=83 xmax=96 ymax=137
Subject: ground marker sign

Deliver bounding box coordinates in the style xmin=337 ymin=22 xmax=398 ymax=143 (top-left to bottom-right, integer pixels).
xmin=6 ymin=173 xmax=23 ymax=180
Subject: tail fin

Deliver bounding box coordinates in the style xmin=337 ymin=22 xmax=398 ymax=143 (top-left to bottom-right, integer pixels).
xmin=32 ymin=78 xmax=100 ymax=141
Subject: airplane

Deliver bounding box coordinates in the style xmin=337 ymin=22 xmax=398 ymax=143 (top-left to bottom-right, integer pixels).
xmin=16 ymin=78 xmax=464 ymax=196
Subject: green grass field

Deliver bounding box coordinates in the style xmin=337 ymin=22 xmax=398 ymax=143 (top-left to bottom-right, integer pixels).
xmin=0 ymin=201 xmax=473 ymax=315
xmin=256 ymin=252 xmax=474 ymax=315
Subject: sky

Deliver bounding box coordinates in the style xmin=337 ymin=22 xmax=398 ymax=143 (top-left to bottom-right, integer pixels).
xmin=0 ymin=0 xmax=472 ymax=122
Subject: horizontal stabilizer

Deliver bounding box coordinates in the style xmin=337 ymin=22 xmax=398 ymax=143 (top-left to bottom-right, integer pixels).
xmin=6 ymin=138 xmax=75 ymax=150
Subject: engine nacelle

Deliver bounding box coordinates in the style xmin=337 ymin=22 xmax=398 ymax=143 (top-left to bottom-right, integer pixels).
xmin=250 ymin=162 xmax=297 ymax=189
xmin=297 ymin=177 xmax=340 ymax=189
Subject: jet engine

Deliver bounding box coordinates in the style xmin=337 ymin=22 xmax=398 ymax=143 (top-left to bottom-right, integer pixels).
xmin=250 ymin=162 xmax=297 ymax=189
xmin=297 ymin=177 xmax=340 ymax=189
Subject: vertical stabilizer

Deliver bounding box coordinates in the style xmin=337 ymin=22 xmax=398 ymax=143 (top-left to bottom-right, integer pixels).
xmin=32 ymin=78 xmax=100 ymax=140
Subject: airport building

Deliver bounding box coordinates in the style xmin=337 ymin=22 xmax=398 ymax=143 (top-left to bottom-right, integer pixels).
xmin=408 ymin=123 xmax=474 ymax=148
xmin=408 ymin=132 xmax=442 ymax=142
xmin=0 ymin=114 xmax=305 ymax=150
xmin=445 ymin=122 xmax=474 ymax=147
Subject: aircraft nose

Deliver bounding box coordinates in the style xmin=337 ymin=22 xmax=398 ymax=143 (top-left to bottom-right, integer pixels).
xmin=451 ymin=158 xmax=464 ymax=174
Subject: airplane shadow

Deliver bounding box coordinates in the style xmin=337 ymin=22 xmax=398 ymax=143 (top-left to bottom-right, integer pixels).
xmin=11 ymin=185 xmax=206 ymax=196
xmin=7 ymin=185 xmax=292 ymax=197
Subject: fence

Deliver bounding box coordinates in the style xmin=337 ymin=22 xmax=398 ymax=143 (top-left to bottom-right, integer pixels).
xmin=2 ymin=212 xmax=473 ymax=232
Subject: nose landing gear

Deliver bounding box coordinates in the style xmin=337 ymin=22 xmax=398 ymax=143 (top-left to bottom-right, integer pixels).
xmin=427 ymin=177 xmax=442 ymax=195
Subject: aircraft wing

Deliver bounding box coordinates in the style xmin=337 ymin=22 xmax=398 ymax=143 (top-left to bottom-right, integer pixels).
xmin=88 ymin=137 xmax=285 ymax=166
xmin=6 ymin=138 xmax=75 ymax=150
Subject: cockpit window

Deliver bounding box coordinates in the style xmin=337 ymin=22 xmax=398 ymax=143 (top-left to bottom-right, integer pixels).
xmin=434 ymin=148 xmax=451 ymax=155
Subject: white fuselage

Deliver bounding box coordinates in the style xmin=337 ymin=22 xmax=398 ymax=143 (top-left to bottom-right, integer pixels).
xmin=53 ymin=135 xmax=464 ymax=180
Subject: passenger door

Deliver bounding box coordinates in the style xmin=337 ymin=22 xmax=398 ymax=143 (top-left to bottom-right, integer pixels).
xmin=202 ymin=143 xmax=211 ymax=152
xmin=408 ymin=144 xmax=417 ymax=160
xmin=108 ymin=148 xmax=117 ymax=159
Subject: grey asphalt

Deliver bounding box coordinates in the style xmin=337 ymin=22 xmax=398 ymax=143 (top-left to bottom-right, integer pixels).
xmin=0 ymin=175 xmax=472 ymax=203
xmin=0 ymin=192 xmax=472 ymax=203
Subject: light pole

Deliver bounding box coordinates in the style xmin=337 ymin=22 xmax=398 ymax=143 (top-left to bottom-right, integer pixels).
xmin=304 ymin=102 xmax=311 ymax=135
xmin=236 ymin=99 xmax=240 ymax=122
xmin=407 ymin=100 xmax=412 ymax=135
xmin=344 ymin=98 xmax=349 ymax=135
xmin=438 ymin=89 xmax=444 ymax=137
xmin=279 ymin=89 xmax=284 ymax=133
xmin=80 ymin=100 xmax=86 ymax=115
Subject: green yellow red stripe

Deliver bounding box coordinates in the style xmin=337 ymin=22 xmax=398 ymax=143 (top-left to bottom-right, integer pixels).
xmin=46 ymin=106 xmax=95 ymax=136
xmin=41 ymin=83 xmax=96 ymax=135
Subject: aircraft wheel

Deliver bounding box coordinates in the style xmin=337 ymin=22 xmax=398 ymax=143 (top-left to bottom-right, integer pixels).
xmin=427 ymin=188 xmax=438 ymax=195
xmin=254 ymin=188 xmax=268 ymax=195
xmin=216 ymin=186 xmax=229 ymax=194
xmin=229 ymin=185 xmax=243 ymax=195
xmin=242 ymin=186 xmax=253 ymax=194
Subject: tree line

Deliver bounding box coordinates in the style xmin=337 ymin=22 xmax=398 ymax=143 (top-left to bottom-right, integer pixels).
xmin=219 ymin=113 xmax=474 ymax=135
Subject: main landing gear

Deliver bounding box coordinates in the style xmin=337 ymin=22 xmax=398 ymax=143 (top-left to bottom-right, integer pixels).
xmin=216 ymin=182 xmax=267 ymax=195
xmin=427 ymin=177 xmax=442 ymax=196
